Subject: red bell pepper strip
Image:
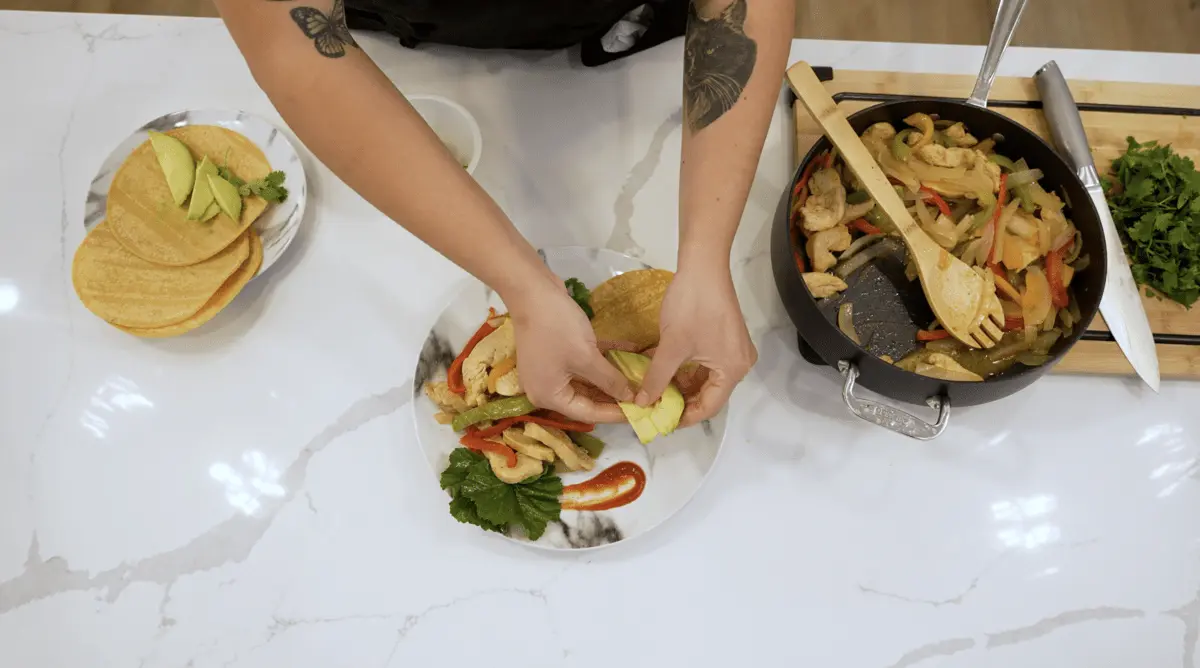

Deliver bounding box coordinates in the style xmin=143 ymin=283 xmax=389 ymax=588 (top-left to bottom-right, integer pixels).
xmin=850 ymin=218 xmax=882 ymax=236
xmin=919 ymin=186 xmax=953 ymax=218
xmin=987 ymin=174 xmax=1009 ymax=265
xmin=473 ymin=414 xmax=595 ymax=440
xmin=916 ymin=329 xmax=952 ymax=341
xmin=460 ymin=431 xmax=518 ymax=467
xmin=793 ymin=249 xmax=806 ymax=273
xmin=448 ymin=310 xmax=498 ymax=395
xmin=1046 ymin=248 xmax=1069 ymax=308
xmin=1004 ymin=316 xmax=1024 ymax=331
xmin=1054 ymin=235 xmax=1075 ymax=254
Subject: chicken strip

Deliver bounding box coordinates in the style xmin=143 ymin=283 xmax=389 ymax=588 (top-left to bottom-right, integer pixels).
xmin=524 ymin=423 xmax=595 ymax=472
xmin=424 ymin=381 xmax=469 ymax=414
xmin=502 ymin=428 xmax=556 ymax=462
xmin=862 ymin=122 xmax=896 ymax=146
xmin=915 ymin=144 xmax=975 ymax=168
xmin=806 ymin=224 xmax=852 ymax=273
xmin=803 ymin=272 xmax=848 ymax=298
xmin=943 ymin=123 xmax=979 ymax=147
xmin=977 ymin=153 xmax=1002 ymax=192
xmin=482 ymin=449 xmax=545 ymax=484
xmin=800 ymin=167 xmax=847 ymax=233
xmin=461 ymin=317 xmax=519 ymax=406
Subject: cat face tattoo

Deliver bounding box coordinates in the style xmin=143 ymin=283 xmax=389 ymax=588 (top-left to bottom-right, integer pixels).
xmin=683 ymin=0 xmax=757 ymax=133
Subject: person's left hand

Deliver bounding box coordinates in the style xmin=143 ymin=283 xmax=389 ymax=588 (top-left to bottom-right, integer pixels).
xmin=636 ymin=267 xmax=756 ymax=426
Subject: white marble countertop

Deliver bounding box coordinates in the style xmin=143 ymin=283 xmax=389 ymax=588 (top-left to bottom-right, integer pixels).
xmin=3 ymin=9 xmax=1200 ymax=667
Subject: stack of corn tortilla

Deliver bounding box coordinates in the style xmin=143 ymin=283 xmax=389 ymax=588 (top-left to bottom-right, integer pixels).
xmin=73 ymin=126 xmax=269 ymax=337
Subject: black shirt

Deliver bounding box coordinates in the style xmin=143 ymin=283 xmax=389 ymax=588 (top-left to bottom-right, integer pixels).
xmin=346 ymin=0 xmax=687 ymax=65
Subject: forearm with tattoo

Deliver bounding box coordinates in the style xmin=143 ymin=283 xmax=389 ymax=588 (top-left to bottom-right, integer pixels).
xmin=267 ymin=0 xmax=359 ymax=58
xmin=683 ymin=0 xmax=758 ymax=134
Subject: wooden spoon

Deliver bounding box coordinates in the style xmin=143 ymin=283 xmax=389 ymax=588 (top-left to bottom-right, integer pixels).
xmin=787 ymin=62 xmax=1004 ymax=350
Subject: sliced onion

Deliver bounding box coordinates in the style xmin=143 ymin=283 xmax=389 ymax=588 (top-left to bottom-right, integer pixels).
xmin=837 ymin=233 xmax=883 ymax=264
xmin=1006 ymin=212 xmax=1038 ymax=240
xmin=1006 ymin=168 xmax=1044 ymax=187
xmin=837 ymin=302 xmax=862 ymax=345
xmin=1050 ymin=225 xmax=1075 ymax=254
xmin=835 ymin=237 xmax=903 ymax=280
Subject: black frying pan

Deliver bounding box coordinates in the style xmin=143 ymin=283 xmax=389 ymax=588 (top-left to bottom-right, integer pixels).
xmin=769 ymin=0 xmax=1107 ymax=439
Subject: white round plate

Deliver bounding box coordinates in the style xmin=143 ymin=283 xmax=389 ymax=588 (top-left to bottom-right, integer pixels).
xmin=84 ymin=109 xmax=308 ymax=278
xmin=413 ymin=247 xmax=726 ymax=550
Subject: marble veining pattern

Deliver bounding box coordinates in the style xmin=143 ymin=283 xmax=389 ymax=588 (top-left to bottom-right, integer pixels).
xmin=3 ymin=9 xmax=1200 ymax=667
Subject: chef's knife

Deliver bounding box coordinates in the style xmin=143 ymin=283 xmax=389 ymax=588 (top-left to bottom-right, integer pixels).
xmin=1034 ymin=61 xmax=1160 ymax=391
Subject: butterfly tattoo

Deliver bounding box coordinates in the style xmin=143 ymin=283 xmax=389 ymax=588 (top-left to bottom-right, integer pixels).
xmin=289 ymin=0 xmax=359 ymax=58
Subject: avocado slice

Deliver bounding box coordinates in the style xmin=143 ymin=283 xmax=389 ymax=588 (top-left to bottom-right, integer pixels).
xmin=206 ymin=173 xmax=243 ymax=222
xmin=605 ymin=350 xmax=686 ymax=444
xmin=201 ymin=201 xmax=221 ymax=222
xmin=650 ymin=384 xmax=684 ymax=434
xmin=147 ymin=130 xmax=195 ymax=207
xmin=621 ymin=404 xmax=661 ymax=445
xmin=186 ymin=157 xmax=218 ymax=220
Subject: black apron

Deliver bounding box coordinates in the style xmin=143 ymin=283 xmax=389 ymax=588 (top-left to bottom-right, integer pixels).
xmin=345 ymin=0 xmax=688 ymax=66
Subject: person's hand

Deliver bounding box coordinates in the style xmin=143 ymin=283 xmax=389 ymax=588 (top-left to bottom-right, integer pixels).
xmin=506 ymin=274 xmax=633 ymax=423
xmin=637 ymin=267 xmax=756 ymax=426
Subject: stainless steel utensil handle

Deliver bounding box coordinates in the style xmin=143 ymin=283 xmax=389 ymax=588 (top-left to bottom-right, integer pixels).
xmin=838 ymin=362 xmax=950 ymax=440
xmin=967 ymin=0 xmax=1030 ymax=108
xmin=1033 ymin=60 xmax=1101 ymax=187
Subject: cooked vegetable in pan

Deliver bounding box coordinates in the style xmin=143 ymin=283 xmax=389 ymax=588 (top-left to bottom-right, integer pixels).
xmin=790 ymin=115 xmax=1088 ymax=382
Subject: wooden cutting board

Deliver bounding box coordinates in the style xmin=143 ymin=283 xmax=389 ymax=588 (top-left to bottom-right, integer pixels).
xmin=791 ymin=68 xmax=1200 ymax=379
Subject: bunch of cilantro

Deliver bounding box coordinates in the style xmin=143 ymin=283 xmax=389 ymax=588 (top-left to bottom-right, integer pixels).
xmin=1106 ymin=136 xmax=1200 ymax=306
xmin=440 ymin=448 xmax=562 ymax=540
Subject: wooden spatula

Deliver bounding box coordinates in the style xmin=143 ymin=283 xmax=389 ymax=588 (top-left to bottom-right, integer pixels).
xmin=787 ymin=62 xmax=1004 ymax=350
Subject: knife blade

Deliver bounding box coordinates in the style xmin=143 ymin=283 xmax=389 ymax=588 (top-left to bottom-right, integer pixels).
xmin=1034 ymin=61 xmax=1160 ymax=391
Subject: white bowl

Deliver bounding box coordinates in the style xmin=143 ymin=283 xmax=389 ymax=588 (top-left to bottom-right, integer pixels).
xmin=408 ymin=94 xmax=482 ymax=175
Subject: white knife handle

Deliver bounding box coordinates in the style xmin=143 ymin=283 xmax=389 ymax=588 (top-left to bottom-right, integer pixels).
xmin=1034 ymin=61 xmax=1101 ymax=187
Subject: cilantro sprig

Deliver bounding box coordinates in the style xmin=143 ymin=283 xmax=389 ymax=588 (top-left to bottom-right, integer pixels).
xmin=1106 ymin=136 xmax=1200 ymax=306
xmin=216 ymin=164 xmax=290 ymax=204
xmin=440 ymin=448 xmax=562 ymax=540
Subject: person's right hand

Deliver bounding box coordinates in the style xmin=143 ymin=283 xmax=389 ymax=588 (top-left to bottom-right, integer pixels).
xmin=506 ymin=274 xmax=633 ymax=423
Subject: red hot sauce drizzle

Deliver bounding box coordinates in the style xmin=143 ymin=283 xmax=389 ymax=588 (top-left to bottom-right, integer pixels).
xmin=560 ymin=461 xmax=646 ymax=511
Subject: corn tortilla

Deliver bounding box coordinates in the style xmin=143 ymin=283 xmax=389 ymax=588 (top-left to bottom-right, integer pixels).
xmin=106 ymin=125 xmax=270 ymax=266
xmin=589 ymin=269 xmax=673 ymax=350
xmin=72 ymin=221 xmax=251 ymax=329
xmin=117 ymin=231 xmax=262 ymax=338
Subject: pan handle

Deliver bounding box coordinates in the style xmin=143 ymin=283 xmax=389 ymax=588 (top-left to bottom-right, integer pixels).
xmin=966 ymin=0 xmax=1029 ymax=108
xmin=837 ymin=362 xmax=950 ymax=440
